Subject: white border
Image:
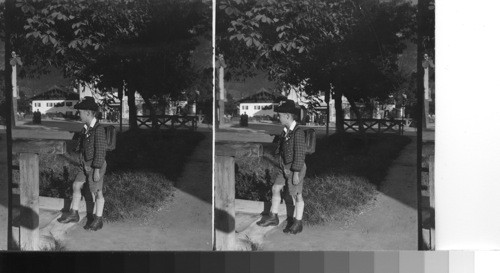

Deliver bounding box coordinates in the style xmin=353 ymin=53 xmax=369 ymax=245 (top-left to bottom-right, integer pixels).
xmin=435 ymin=0 xmax=500 ymax=250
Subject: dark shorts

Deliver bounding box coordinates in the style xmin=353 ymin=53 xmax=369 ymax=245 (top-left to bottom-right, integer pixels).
xmin=274 ymin=162 xmax=307 ymax=197
xmin=74 ymin=160 xmax=107 ymax=194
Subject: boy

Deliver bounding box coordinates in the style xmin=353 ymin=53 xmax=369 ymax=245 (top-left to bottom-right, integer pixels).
xmin=57 ymin=96 xmax=107 ymax=231
xmin=257 ymin=99 xmax=307 ymax=234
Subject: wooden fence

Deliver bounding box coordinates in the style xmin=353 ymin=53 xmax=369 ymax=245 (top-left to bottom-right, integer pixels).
xmin=343 ymin=118 xmax=407 ymax=135
xmin=12 ymin=139 xmax=66 ymax=250
xmin=136 ymin=115 xmax=199 ymax=130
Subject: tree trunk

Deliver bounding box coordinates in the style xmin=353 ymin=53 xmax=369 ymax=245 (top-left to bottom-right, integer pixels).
xmin=345 ymin=94 xmax=364 ymax=133
xmin=127 ymin=89 xmax=138 ymax=130
xmin=346 ymin=94 xmax=368 ymax=148
xmin=142 ymin=95 xmax=158 ymax=129
xmin=334 ymin=91 xmax=344 ymax=134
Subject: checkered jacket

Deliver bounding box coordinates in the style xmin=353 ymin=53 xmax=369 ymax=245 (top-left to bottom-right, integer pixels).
xmin=75 ymin=122 xmax=107 ymax=169
xmin=274 ymin=125 xmax=306 ymax=172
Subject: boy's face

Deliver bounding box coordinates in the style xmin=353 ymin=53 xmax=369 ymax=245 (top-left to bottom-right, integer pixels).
xmin=78 ymin=110 xmax=93 ymax=124
xmin=277 ymin=112 xmax=292 ymax=126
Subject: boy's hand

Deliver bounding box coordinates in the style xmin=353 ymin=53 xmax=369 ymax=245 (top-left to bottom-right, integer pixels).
xmin=292 ymin=172 xmax=300 ymax=185
xmin=93 ymin=168 xmax=100 ymax=182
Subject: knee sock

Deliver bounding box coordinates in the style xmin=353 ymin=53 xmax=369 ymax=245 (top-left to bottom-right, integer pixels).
xmin=270 ymin=196 xmax=281 ymax=214
xmin=71 ymin=192 xmax=82 ymax=211
xmin=295 ymin=201 xmax=304 ymax=220
xmin=95 ymin=198 xmax=105 ymax=217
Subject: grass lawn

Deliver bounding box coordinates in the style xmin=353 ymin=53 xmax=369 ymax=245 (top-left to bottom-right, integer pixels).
xmin=235 ymin=133 xmax=411 ymax=225
xmin=15 ymin=130 xmax=205 ymax=221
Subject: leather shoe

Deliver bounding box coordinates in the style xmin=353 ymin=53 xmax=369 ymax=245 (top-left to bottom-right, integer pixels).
xmin=83 ymin=214 xmax=95 ymax=230
xmin=257 ymin=213 xmax=279 ymax=227
xmin=289 ymin=219 xmax=303 ymax=234
xmin=57 ymin=209 xmax=80 ymax=224
xmin=89 ymin=216 xmax=103 ymax=231
xmin=283 ymin=217 xmax=295 ymax=233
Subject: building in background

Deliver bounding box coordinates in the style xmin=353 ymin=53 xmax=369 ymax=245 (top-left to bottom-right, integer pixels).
xmin=30 ymin=86 xmax=79 ymax=115
xmin=238 ymin=89 xmax=285 ymax=117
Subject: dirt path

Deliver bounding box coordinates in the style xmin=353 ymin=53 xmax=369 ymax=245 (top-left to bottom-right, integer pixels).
xmin=261 ymin=136 xmax=418 ymax=250
xmin=62 ymin=132 xmax=212 ymax=251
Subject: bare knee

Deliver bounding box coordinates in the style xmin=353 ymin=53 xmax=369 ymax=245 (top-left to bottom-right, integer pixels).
xmin=95 ymin=190 xmax=104 ymax=201
xmin=295 ymin=193 xmax=303 ymax=202
xmin=272 ymin=184 xmax=283 ymax=195
xmin=72 ymin=182 xmax=84 ymax=193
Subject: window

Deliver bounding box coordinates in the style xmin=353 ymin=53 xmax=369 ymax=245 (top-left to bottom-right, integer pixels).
xmin=47 ymin=103 xmax=53 ymax=107
xmin=66 ymin=102 xmax=73 ymax=106
xmin=254 ymin=106 xmax=258 ymax=110
xmin=34 ymin=103 xmax=40 ymax=107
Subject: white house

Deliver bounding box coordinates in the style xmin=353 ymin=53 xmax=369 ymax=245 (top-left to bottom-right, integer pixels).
xmin=30 ymin=86 xmax=80 ymax=115
xmin=238 ymin=89 xmax=286 ymax=117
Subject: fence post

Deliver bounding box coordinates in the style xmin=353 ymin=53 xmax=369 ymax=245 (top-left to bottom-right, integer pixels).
xmin=429 ymin=155 xmax=435 ymax=249
xmin=12 ymin=139 xmax=66 ymax=251
xmin=214 ymin=154 xmax=236 ymax=250
xmin=19 ymin=152 xmax=39 ymax=250
xmin=214 ymin=144 xmax=241 ymax=250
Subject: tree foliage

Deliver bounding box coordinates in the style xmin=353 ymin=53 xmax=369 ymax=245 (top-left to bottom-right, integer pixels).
xmin=11 ymin=0 xmax=150 ymax=78
xmin=217 ymin=0 xmax=417 ymax=129
xmin=4 ymin=0 xmax=212 ymax=127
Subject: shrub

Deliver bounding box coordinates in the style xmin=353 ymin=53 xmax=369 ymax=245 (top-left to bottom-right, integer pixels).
xmin=103 ymin=171 xmax=174 ymax=221
xmin=38 ymin=153 xmax=80 ymax=199
xmin=235 ymin=154 xmax=278 ymax=201
xmin=303 ymin=174 xmax=375 ymax=224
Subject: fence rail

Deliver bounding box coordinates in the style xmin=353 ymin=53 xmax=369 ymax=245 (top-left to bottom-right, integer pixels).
xmin=343 ymin=118 xmax=407 ymax=135
xmin=136 ymin=115 xmax=198 ymax=130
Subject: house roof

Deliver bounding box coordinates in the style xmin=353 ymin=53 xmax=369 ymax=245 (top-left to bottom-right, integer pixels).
xmin=30 ymin=86 xmax=79 ymax=101
xmin=238 ymin=89 xmax=286 ymax=103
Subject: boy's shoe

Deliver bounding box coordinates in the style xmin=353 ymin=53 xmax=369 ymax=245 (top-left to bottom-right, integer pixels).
xmin=57 ymin=209 xmax=80 ymax=224
xmin=257 ymin=213 xmax=279 ymax=227
xmin=89 ymin=216 xmax=103 ymax=231
xmin=83 ymin=214 xmax=95 ymax=230
xmin=283 ymin=217 xmax=295 ymax=233
xmin=289 ymin=219 xmax=303 ymax=234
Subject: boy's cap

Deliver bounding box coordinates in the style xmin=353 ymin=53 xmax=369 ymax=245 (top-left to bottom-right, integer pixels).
xmin=74 ymin=96 xmax=99 ymax=111
xmin=275 ymin=99 xmax=299 ymax=114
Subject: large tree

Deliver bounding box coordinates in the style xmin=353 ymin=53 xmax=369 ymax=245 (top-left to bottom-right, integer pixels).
xmin=217 ymin=0 xmax=416 ymax=133
xmin=4 ymin=0 xmax=212 ymax=128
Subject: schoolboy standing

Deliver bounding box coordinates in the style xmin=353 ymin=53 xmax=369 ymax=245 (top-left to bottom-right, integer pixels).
xmin=257 ymin=99 xmax=307 ymax=234
xmin=57 ymin=96 xmax=107 ymax=231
